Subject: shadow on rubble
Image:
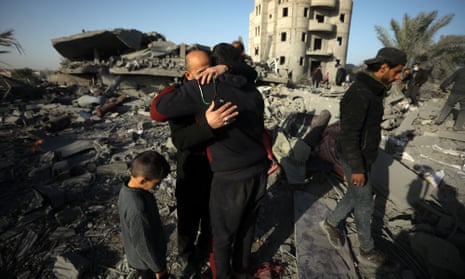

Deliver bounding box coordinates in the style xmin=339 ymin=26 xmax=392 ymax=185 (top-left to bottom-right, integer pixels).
xmin=251 ymin=110 xmax=337 ymax=266
xmin=373 ymin=162 xmax=465 ymax=278
xmin=401 ymin=172 xmax=465 ymax=278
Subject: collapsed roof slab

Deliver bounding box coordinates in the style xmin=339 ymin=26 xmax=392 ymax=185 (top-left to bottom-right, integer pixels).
xmin=52 ymin=29 xmax=143 ymax=61
xmin=294 ymin=191 xmax=358 ymax=278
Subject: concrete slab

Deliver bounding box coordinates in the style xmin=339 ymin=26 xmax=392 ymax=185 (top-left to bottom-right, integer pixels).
xmin=395 ymin=109 xmax=418 ymax=136
xmin=294 ymin=190 xmax=358 ymax=278
xmin=438 ymin=130 xmax=465 ymax=142
xmin=371 ymin=149 xmax=436 ymax=213
xmin=54 ymin=140 xmax=94 ymax=159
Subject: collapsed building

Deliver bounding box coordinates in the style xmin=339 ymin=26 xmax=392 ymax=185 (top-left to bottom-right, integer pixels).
xmin=48 ymin=28 xmax=289 ymax=92
xmin=0 ymin=28 xmax=464 ymax=278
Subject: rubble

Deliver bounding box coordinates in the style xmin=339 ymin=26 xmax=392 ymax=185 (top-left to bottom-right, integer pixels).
xmin=1 ymin=29 xmax=464 ymax=279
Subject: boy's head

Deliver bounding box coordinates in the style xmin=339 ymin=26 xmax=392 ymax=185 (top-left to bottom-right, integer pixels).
xmin=129 ymin=150 xmax=170 ymax=190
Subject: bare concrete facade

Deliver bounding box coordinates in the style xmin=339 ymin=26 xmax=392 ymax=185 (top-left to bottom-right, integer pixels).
xmin=249 ymin=0 xmax=353 ymax=82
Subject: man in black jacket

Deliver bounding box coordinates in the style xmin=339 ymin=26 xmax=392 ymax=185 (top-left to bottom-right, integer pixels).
xmin=434 ymin=67 xmax=465 ymax=131
xmin=405 ymin=62 xmax=429 ymax=106
xmin=151 ymin=44 xmax=268 ymax=279
xmin=163 ymin=49 xmax=249 ymax=278
xmin=320 ymin=47 xmax=406 ymax=267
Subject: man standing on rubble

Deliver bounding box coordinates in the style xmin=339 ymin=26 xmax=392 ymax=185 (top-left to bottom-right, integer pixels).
xmin=405 ymin=62 xmax=429 ymax=106
xmin=151 ymin=46 xmax=260 ymax=278
xmin=320 ymin=47 xmax=406 ymax=268
xmin=162 ymin=49 xmax=237 ymax=278
xmin=151 ymin=43 xmax=269 ymax=279
xmin=434 ymin=67 xmax=465 ymax=131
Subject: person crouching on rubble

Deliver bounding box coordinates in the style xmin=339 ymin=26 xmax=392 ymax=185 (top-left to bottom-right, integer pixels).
xmin=320 ymin=47 xmax=406 ymax=269
xmin=118 ymin=150 xmax=171 ymax=279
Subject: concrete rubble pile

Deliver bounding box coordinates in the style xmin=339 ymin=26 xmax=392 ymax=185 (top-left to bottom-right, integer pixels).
xmin=0 ymin=29 xmax=464 ymax=278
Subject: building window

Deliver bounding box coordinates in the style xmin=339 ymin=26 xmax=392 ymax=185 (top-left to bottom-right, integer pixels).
xmin=340 ymin=13 xmax=345 ymax=23
xmin=255 ymin=47 xmax=259 ymax=56
xmin=255 ymin=26 xmax=261 ymax=37
xmin=269 ymin=14 xmax=272 ymax=19
xmin=282 ymin=7 xmax=288 ymax=17
xmin=313 ymin=38 xmax=322 ymax=50
xmin=337 ymin=37 xmax=342 ymax=46
xmin=281 ymin=32 xmax=287 ymax=42
xmin=301 ymin=32 xmax=306 ymax=42
xmin=279 ymin=56 xmax=286 ymax=65
xmin=299 ymin=57 xmax=304 ymax=66
xmin=316 ymin=14 xmax=324 ymax=23
xmin=278 ymin=0 xmax=282 ymax=3
xmin=304 ymin=8 xmax=309 ymax=17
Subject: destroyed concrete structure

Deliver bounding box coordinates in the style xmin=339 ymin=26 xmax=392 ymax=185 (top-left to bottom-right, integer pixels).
xmin=49 ymin=28 xmax=294 ymax=88
xmin=49 ymin=28 xmax=212 ymax=95
xmin=1 ymin=28 xmax=464 ymax=278
xmin=249 ymin=0 xmax=353 ymax=83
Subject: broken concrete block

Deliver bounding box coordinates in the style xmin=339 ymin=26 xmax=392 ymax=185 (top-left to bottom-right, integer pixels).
xmin=49 ymin=227 xmax=76 ymax=241
xmin=46 ymin=116 xmax=71 ymax=132
xmin=53 ymin=251 xmax=91 ymax=279
xmin=55 ymin=140 xmax=94 ymax=159
xmin=16 ymin=230 xmax=38 ymax=261
xmin=54 ymin=207 xmax=82 ymax=226
xmin=52 ymin=160 xmax=70 ymax=178
xmin=76 ymin=95 xmax=105 ymax=107
xmin=96 ymin=162 xmax=128 ymax=176
xmin=32 ymin=185 xmax=65 ymax=209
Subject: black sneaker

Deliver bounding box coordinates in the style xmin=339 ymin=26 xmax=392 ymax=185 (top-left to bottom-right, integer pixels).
xmin=320 ymin=219 xmax=342 ymax=248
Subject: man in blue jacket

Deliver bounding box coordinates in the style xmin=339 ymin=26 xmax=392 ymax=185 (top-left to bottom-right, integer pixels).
xmin=152 ymin=44 xmax=268 ymax=279
xmin=320 ymin=47 xmax=406 ymax=268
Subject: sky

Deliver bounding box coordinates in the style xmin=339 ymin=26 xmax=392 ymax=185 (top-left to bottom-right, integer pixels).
xmin=1 ymin=0 xmax=464 ymax=70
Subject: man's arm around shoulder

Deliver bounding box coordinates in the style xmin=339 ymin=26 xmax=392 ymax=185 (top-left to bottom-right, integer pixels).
xmin=150 ymin=86 xmax=177 ymax=122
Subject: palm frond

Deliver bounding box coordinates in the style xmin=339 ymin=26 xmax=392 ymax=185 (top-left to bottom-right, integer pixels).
xmin=0 ymin=29 xmax=24 ymax=55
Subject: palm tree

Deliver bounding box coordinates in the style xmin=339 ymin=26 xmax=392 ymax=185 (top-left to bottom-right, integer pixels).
xmin=374 ymin=11 xmax=465 ymax=79
xmin=0 ymin=29 xmax=24 ymax=55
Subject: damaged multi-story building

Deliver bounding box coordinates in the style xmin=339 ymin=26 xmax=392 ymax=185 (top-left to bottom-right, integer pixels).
xmin=248 ymin=0 xmax=353 ymax=83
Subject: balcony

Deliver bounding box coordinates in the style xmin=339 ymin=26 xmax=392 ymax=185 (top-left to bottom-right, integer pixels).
xmin=310 ymin=0 xmax=337 ymax=8
xmin=308 ymin=20 xmax=336 ymax=32
xmin=306 ymin=49 xmax=333 ymax=57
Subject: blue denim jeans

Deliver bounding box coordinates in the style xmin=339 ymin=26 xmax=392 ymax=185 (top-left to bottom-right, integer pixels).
xmin=327 ymin=161 xmax=375 ymax=251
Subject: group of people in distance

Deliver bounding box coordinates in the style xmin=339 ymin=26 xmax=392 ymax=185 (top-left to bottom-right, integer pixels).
xmin=117 ymin=39 xmax=465 ymax=279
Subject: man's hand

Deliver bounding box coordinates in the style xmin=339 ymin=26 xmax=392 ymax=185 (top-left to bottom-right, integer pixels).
xmin=198 ymin=65 xmax=229 ymax=85
xmin=206 ymin=101 xmax=238 ymax=129
xmin=350 ymin=173 xmax=366 ymax=187
xmin=156 ymin=270 xmax=168 ymax=279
